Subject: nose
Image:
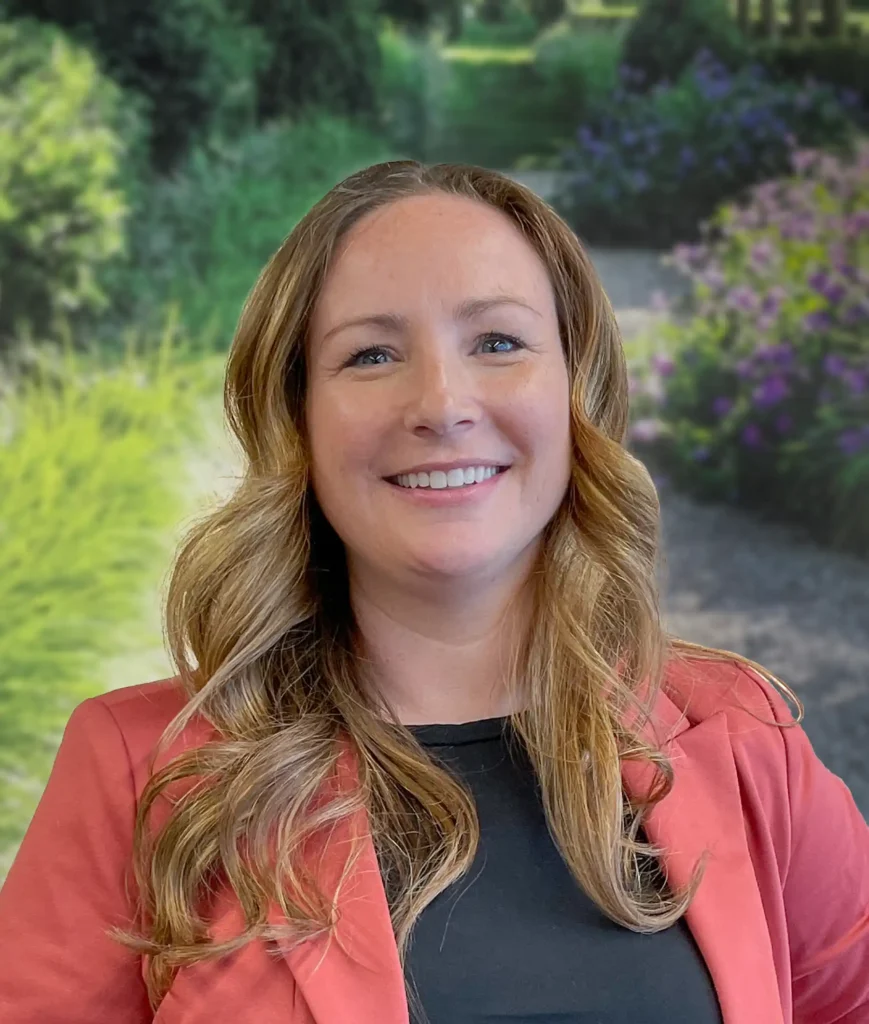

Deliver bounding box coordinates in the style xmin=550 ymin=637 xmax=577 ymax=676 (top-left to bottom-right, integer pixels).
xmin=402 ymin=343 xmax=480 ymax=438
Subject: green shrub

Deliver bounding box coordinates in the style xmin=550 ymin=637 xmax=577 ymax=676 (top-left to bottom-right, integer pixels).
xmin=459 ymin=2 xmax=540 ymax=44
xmin=556 ymin=52 xmax=857 ymax=247
xmin=235 ymin=0 xmax=383 ymax=129
xmin=0 ymin=18 xmax=139 ymax=354
xmin=628 ymin=141 xmax=869 ymax=556
xmin=0 ymin=323 xmax=214 ymax=867
xmin=95 ymin=114 xmax=395 ymax=357
xmin=622 ymin=0 xmax=749 ymax=90
xmin=527 ymin=0 xmax=568 ymax=29
xmin=378 ymin=0 xmax=445 ymax=34
xmin=0 ymin=0 xmax=267 ymax=172
xmin=752 ymin=38 xmax=869 ymax=113
xmin=376 ymin=24 xmax=450 ymax=158
xmin=428 ymin=45 xmax=597 ymax=167
xmin=533 ymin=21 xmax=623 ymax=119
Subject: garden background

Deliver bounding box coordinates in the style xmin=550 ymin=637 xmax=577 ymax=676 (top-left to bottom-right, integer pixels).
xmin=1 ymin=0 xmax=868 ymax=884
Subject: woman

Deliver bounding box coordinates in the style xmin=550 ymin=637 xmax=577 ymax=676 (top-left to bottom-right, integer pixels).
xmin=0 ymin=161 xmax=867 ymax=1024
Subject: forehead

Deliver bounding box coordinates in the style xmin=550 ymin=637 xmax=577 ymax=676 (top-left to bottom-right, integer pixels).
xmin=311 ymin=193 xmax=554 ymax=325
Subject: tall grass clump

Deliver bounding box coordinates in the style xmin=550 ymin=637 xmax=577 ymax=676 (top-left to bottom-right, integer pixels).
xmin=0 ymin=316 xmax=217 ymax=878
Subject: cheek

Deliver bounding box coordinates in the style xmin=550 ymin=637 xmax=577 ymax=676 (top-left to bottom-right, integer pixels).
xmin=510 ymin=372 xmax=572 ymax=466
xmin=307 ymin=387 xmax=385 ymax=487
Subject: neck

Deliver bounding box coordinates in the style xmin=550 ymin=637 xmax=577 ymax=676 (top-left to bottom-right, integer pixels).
xmin=348 ymin=557 xmax=537 ymax=725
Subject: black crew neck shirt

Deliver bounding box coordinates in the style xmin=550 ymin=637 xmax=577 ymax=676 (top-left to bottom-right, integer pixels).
xmin=399 ymin=715 xmax=724 ymax=1024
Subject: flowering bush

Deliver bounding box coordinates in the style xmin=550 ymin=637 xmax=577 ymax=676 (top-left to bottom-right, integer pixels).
xmin=555 ymin=49 xmax=860 ymax=248
xmin=628 ymin=140 xmax=869 ymax=557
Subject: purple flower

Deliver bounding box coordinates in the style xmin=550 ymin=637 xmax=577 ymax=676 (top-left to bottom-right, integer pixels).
xmin=808 ymin=269 xmax=829 ymax=291
xmin=741 ymin=423 xmax=764 ymax=447
xmin=630 ymin=418 xmax=662 ymax=443
xmin=750 ymin=240 xmax=775 ymax=269
xmin=843 ymin=369 xmax=867 ymax=396
xmin=845 ymin=210 xmax=869 ymax=237
xmin=816 ymin=279 xmax=847 ymax=304
xmin=837 ymin=429 xmax=869 ymax=456
xmin=762 ymin=286 xmax=787 ymax=313
xmin=692 ymin=445 xmax=711 ymax=462
xmin=823 ymin=353 xmax=847 ymax=377
xmin=727 ymin=285 xmax=760 ymax=313
xmin=651 ymin=352 xmax=676 ymax=375
xmin=803 ymin=311 xmax=832 ymax=332
xmin=699 ymin=265 xmax=726 ymax=289
xmin=843 ymin=303 xmax=869 ymax=326
xmin=775 ymin=413 xmax=793 ymax=434
xmin=712 ymin=396 xmax=734 ymax=417
xmin=632 ymin=169 xmax=650 ymax=192
xmin=791 ymin=149 xmax=817 ymax=174
xmin=770 ymin=342 xmax=794 ymax=368
xmin=735 ymin=358 xmax=754 ymax=379
xmin=753 ymin=375 xmax=789 ymax=408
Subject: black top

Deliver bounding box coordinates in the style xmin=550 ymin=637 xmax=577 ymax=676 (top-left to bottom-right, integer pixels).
xmin=400 ymin=715 xmax=724 ymax=1024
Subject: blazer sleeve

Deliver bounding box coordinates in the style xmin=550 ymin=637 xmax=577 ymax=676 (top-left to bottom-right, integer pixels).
xmin=0 ymin=696 xmax=153 ymax=1023
xmin=755 ymin=671 xmax=869 ymax=1023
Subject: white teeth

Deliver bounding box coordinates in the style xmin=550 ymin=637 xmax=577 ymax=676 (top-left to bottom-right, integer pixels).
xmin=394 ymin=465 xmax=502 ymax=489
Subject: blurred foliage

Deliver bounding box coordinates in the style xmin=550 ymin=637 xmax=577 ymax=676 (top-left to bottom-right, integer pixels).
xmin=0 ymin=18 xmax=142 ymax=354
xmin=0 ymin=316 xmax=216 ymax=862
xmin=92 ymin=114 xmax=396 ymax=359
xmin=0 ymin=0 xmax=268 ymax=173
xmin=226 ymin=0 xmax=383 ymax=129
xmin=527 ymin=0 xmax=568 ymax=28
xmin=628 ymin=141 xmax=869 ymax=556
xmin=533 ymin=20 xmax=624 ymax=120
xmin=752 ymin=37 xmax=869 ymax=109
xmin=377 ymin=23 xmax=451 ymax=158
xmin=622 ymin=0 xmax=749 ymax=89
xmin=459 ymin=0 xmax=541 ymax=42
xmin=556 ymin=51 xmax=859 ymax=246
xmin=380 ymin=0 xmax=465 ymax=39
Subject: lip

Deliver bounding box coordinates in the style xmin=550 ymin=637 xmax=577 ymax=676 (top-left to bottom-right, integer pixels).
xmin=384 ymin=466 xmax=509 ymax=505
xmin=384 ymin=459 xmax=510 ymax=479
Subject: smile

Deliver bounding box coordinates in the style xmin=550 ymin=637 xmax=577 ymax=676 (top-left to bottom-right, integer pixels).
xmin=389 ymin=466 xmax=507 ymax=490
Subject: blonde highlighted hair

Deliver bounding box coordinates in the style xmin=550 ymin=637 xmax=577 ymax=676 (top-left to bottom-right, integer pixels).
xmin=108 ymin=160 xmax=803 ymax=1017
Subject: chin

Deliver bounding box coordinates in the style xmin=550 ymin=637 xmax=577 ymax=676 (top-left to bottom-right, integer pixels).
xmin=403 ymin=542 xmax=508 ymax=582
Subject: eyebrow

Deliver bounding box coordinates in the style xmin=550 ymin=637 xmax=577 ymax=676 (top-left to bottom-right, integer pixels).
xmin=319 ymin=296 xmax=542 ymax=344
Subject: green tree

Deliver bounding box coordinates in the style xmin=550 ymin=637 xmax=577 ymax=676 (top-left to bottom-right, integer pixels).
xmin=228 ymin=0 xmax=382 ymax=126
xmin=0 ymin=18 xmax=136 ymax=349
xmin=0 ymin=0 xmax=266 ymax=172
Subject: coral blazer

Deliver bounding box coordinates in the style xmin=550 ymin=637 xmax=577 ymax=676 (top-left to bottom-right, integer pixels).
xmin=1 ymin=656 xmax=868 ymax=1024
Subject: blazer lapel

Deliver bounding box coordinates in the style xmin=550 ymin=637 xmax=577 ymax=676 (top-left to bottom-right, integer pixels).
xmin=622 ymin=687 xmax=785 ymax=1024
xmin=268 ymin=742 xmax=410 ymax=1024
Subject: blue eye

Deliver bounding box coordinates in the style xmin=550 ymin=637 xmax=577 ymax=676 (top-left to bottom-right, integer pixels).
xmin=346 ymin=346 xmax=391 ymax=367
xmin=480 ymin=332 xmax=524 ymax=353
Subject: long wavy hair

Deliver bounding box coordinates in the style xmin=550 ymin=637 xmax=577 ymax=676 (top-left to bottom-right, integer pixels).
xmin=108 ymin=160 xmax=803 ymax=1017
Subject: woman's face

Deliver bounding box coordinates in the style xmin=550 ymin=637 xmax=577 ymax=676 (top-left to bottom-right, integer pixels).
xmin=305 ymin=192 xmax=572 ymax=588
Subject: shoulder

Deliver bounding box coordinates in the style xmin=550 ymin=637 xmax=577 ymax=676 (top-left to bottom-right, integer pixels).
xmin=68 ymin=675 xmax=212 ymax=783
xmin=661 ymin=650 xmax=800 ymax=730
